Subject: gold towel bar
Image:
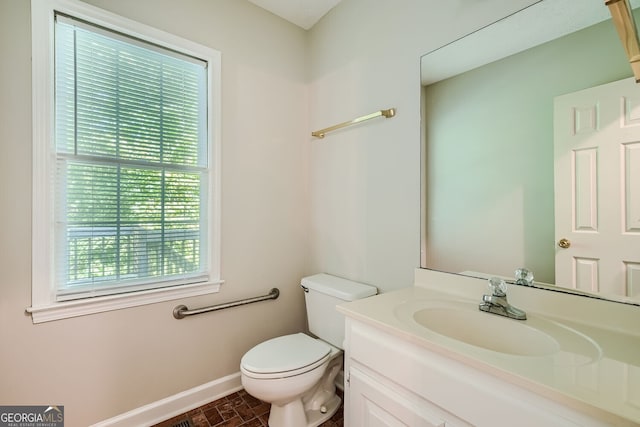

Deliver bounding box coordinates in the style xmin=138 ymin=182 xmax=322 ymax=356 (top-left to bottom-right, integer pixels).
xmin=606 ymin=0 xmax=640 ymax=82
xmin=311 ymin=107 xmax=396 ymax=139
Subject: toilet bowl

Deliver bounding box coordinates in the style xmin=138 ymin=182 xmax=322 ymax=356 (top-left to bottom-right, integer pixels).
xmin=241 ymin=333 xmax=342 ymax=427
xmin=240 ymin=274 xmax=377 ymax=427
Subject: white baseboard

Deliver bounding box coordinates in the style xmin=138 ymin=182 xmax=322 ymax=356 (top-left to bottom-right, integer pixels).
xmin=91 ymin=372 xmax=243 ymax=427
xmin=92 ymin=368 xmax=345 ymax=427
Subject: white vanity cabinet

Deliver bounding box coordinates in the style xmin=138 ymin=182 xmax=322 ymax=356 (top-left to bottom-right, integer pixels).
xmin=343 ymin=318 xmax=613 ymax=427
xmin=348 ymin=365 xmax=469 ymax=427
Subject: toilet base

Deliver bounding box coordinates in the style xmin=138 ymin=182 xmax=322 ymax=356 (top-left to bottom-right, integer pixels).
xmin=265 ymin=352 xmax=343 ymax=427
xmin=305 ymin=394 xmax=341 ymax=427
xmin=268 ymin=394 xmax=341 ymax=427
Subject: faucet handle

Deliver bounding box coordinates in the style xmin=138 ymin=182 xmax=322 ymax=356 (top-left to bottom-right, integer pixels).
xmin=514 ymin=267 xmax=534 ymax=286
xmin=487 ymin=277 xmax=508 ymax=297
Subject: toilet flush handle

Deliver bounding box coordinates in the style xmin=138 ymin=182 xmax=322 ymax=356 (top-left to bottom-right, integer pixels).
xmin=300 ymin=284 xmax=309 ymax=293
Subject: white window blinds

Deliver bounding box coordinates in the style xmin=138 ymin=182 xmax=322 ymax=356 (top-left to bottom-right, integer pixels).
xmin=54 ymin=14 xmax=210 ymax=300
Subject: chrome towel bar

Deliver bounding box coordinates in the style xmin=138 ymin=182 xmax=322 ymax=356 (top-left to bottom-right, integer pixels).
xmin=173 ymin=288 xmax=280 ymax=319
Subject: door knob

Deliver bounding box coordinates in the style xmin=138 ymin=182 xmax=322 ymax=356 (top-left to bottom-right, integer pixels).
xmin=558 ymin=238 xmax=571 ymax=249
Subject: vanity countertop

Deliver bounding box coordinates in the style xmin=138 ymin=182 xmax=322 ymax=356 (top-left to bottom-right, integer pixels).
xmin=337 ymin=270 xmax=640 ymax=426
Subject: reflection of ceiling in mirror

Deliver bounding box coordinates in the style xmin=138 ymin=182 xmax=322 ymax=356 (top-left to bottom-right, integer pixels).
xmin=420 ymin=0 xmax=640 ymax=85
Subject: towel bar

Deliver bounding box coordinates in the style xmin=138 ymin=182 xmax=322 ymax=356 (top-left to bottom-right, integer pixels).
xmin=311 ymin=107 xmax=396 ymax=138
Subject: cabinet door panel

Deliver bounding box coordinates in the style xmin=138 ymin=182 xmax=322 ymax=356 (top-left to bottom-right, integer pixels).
xmin=349 ymin=367 xmax=461 ymax=427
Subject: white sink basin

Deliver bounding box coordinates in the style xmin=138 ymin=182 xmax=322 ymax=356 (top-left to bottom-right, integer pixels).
xmin=413 ymin=306 xmax=558 ymax=356
xmin=394 ymin=299 xmax=601 ymax=363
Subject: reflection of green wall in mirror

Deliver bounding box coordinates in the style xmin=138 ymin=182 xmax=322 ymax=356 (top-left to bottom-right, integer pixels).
xmin=423 ymin=11 xmax=640 ymax=284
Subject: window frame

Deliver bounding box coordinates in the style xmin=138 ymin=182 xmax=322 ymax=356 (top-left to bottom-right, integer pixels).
xmin=29 ymin=0 xmax=223 ymax=323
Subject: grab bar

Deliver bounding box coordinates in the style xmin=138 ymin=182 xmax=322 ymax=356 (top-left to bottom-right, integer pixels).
xmin=173 ymin=288 xmax=280 ymax=319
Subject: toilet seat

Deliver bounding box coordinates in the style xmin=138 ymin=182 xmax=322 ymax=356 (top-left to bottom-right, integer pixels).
xmin=241 ymin=333 xmax=331 ymax=379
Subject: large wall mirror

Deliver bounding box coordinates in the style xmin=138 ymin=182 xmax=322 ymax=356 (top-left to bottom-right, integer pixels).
xmin=420 ymin=0 xmax=640 ymax=305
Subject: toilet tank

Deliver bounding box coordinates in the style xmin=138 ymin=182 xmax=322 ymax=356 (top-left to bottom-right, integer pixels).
xmin=301 ymin=273 xmax=377 ymax=348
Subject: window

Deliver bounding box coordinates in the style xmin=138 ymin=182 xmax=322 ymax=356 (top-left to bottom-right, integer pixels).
xmin=30 ymin=0 xmax=222 ymax=323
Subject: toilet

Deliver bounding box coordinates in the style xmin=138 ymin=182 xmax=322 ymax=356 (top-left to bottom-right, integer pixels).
xmin=240 ymin=273 xmax=377 ymax=427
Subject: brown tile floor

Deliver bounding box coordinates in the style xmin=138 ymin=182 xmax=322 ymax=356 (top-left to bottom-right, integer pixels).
xmin=151 ymin=389 xmax=344 ymax=427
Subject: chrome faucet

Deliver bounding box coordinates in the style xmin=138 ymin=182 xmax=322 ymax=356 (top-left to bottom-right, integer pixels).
xmin=514 ymin=267 xmax=534 ymax=287
xmin=479 ymin=277 xmax=527 ymax=320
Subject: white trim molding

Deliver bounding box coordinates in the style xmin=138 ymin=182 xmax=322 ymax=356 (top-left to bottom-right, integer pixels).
xmin=29 ymin=0 xmax=223 ymax=323
xmin=26 ymin=281 xmax=223 ymax=323
xmin=91 ymin=373 xmax=243 ymax=427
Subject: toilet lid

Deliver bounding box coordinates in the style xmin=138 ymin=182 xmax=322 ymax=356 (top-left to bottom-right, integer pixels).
xmin=241 ymin=333 xmax=331 ymax=375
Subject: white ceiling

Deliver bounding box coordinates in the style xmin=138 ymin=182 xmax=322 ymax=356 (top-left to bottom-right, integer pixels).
xmin=247 ymin=0 xmax=343 ymax=30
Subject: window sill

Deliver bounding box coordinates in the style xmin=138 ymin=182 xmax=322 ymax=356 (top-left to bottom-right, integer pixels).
xmin=26 ymin=280 xmax=223 ymax=324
